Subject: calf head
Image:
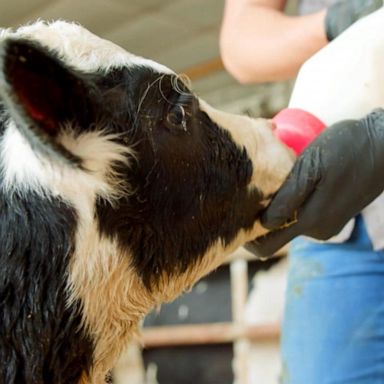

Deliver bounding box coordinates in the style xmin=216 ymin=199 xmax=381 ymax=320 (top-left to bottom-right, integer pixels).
xmin=0 ymin=21 xmax=293 ymax=383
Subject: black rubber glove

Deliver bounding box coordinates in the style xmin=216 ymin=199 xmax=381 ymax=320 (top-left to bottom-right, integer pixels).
xmin=246 ymin=109 xmax=384 ymax=258
xmin=325 ymin=0 xmax=383 ymax=41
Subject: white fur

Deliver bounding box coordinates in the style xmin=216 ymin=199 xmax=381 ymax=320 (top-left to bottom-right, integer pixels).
xmin=0 ymin=122 xmax=134 ymax=211
xmin=0 ymin=122 xmax=52 ymax=195
xmin=0 ymin=20 xmax=172 ymax=74
xmin=200 ymin=101 xmax=294 ymax=197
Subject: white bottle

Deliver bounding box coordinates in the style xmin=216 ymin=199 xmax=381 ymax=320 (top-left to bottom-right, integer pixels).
xmin=289 ymin=6 xmax=384 ymax=125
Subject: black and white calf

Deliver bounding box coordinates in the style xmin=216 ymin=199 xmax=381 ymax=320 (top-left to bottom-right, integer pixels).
xmin=0 ymin=21 xmax=293 ymax=384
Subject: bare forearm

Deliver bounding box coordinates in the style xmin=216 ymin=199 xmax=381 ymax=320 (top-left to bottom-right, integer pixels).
xmin=220 ymin=0 xmax=328 ymax=83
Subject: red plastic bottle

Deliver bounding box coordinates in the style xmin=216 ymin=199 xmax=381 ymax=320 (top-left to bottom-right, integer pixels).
xmin=273 ymin=108 xmax=326 ymax=155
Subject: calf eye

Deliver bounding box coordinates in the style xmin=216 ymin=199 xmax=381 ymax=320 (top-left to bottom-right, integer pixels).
xmin=165 ymin=105 xmax=187 ymax=132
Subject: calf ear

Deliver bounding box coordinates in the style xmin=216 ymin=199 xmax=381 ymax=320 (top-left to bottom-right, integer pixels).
xmin=1 ymin=39 xmax=91 ymax=136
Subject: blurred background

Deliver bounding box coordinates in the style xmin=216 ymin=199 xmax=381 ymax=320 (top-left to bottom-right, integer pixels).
xmin=0 ymin=1 xmax=298 ymax=383
xmin=1 ymin=0 xmax=298 ymax=116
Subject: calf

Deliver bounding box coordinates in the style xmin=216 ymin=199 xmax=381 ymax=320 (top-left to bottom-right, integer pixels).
xmin=0 ymin=21 xmax=293 ymax=384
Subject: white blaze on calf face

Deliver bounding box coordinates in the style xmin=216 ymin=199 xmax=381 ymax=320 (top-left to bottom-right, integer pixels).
xmin=200 ymin=101 xmax=294 ymax=197
xmin=0 ymin=20 xmax=294 ymax=384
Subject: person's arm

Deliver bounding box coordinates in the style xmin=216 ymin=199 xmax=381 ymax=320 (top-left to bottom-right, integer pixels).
xmin=220 ymin=0 xmax=327 ymax=83
xmin=220 ymin=0 xmax=383 ymax=84
xmin=246 ymin=109 xmax=384 ymax=257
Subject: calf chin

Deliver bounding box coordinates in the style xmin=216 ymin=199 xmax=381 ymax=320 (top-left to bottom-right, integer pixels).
xmin=0 ymin=20 xmax=293 ymax=383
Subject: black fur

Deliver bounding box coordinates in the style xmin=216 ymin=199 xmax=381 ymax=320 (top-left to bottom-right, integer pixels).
xmin=0 ymin=156 xmax=93 ymax=383
xmin=94 ymin=68 xmax=265 ymax=286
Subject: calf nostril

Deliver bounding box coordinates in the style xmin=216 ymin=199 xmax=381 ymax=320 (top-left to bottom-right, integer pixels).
xmin=269 ymin=120 xmax=277 ymax=131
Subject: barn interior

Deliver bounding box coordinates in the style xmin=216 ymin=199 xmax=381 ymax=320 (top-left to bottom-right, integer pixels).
xmin=1 ymin=1 xmax=298 ymax=383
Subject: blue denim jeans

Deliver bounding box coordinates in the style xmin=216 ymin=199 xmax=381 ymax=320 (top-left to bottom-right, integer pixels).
xmin=281 ymin=216 xmax=384 ymax=384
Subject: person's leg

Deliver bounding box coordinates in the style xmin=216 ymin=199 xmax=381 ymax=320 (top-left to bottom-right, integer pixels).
xmin=281 ymin=216 xmax=384 ymax=384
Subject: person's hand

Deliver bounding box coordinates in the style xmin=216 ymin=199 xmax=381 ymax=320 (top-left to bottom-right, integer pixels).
xmin=325 ymin=0 xmax=383 ymax=41
xmin=246 ymin=109 xmax=384 ymax=258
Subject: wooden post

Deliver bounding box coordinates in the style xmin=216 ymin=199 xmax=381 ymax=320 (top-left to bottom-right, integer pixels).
xmin=230 ymin=258 xmax=249 ymax=384
xmin=142 ymin=322 xmax=279 ymax=348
